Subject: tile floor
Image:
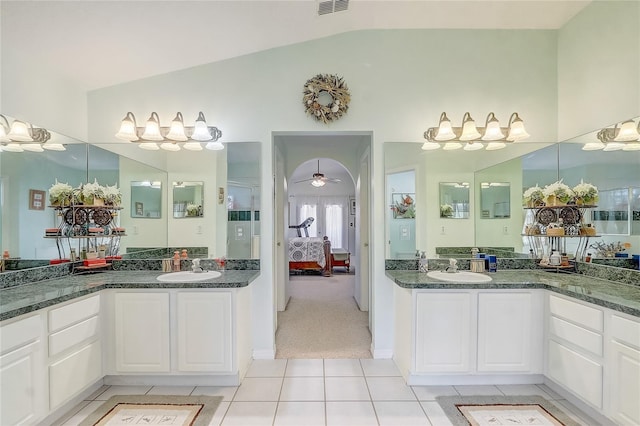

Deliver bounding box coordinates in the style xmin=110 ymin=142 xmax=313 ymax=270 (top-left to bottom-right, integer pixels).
xmin=54 ymin=359 xmax=596 ymax=426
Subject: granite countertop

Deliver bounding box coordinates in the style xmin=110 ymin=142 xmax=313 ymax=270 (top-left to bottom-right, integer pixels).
xmin=0 ymin=270 xmax=260 ymax=321
xmin=387 ymin=269 xmax=640 ymax=318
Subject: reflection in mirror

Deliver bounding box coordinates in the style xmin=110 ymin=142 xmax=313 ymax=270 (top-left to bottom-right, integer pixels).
xmin=130 ymin=181 xmax=162 ymax=218
xmin=439 ymin=182 xmax=469 ymax=219
xmin=226 ymin=142 xmax=261 ymax=259
xmin=386 ymin=169 xmax=416 ymax=258
xmin=172 ymin=181 xmax=203 ymax=218
xmin=480 ymin=182 xmax=510 ymax=219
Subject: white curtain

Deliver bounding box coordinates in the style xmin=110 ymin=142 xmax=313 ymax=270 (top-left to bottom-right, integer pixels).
xmin=296 ymin=196 xmax=348 ymax=249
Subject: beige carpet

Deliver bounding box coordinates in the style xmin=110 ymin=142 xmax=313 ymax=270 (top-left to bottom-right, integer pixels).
xmin=276 ymin=274 xmax=371 ymax=358
xmin=79 ymin=395 xmax=223 ymax=426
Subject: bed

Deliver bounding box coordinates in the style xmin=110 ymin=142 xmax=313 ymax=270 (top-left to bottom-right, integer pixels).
xmin=288 ymin=236 xmax=332 ymax=276
xmin=331 ymin=249 xmax=350 ymax=272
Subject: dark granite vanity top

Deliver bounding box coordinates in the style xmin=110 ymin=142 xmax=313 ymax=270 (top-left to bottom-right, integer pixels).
xmin=0 ymin=270 xmax=260 ymax=321
xmin=387 ymin=269 xmax=640 ymax=317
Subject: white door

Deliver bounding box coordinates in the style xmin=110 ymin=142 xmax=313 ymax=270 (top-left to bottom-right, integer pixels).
xmin=355 ymin=148 xmax=370 ymax=313
xmin=114 ymin=292 xmax=170 ymax=372
xmin=275 ymin=147 xmax=288 ymax=316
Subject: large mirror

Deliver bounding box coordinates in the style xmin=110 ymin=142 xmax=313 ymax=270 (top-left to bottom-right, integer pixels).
xmin=384 ymin=120 xmax=640 ymax=263
xmin=0 ymin=118 xmax=262 ymax=269
xmin=479 ymin=182 xmax=510 ymax=219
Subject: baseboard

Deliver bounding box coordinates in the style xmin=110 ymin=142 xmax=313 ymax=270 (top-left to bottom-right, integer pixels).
xmin=406 ymin=373 xmax=545 ymax=386
xmin=103 ymin=374 xmax=240 ymax=387
xmin=252 ymin=348 xmax=276 ymax=359
xmin=372 ymin=347 xmax=393 ymax=359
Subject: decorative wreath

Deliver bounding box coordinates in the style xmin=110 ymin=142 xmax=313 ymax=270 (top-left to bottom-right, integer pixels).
xmin=303 ymin=73 xmax=350 ymax=124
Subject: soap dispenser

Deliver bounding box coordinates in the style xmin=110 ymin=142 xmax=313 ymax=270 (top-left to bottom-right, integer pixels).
xmin=419 ymin=251 xmax=428 ymax=273
xmin=549 ymin=250 xmax=561 ymax=266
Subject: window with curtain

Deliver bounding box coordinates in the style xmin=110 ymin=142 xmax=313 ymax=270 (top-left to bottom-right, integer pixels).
xmin=296 ymin=196 xmax=348 ymax=249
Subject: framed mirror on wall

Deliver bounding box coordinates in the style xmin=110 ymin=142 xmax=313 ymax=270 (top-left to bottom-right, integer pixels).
xmin=172 ymin=181 xmax=204 ymax=218
xmin=131 ymin=181 xmax=162 ymax=218
xmin=439 ymin=182 xmax=469 ymax=219
xmin=479 ymin=182 xmax=511 ymax=219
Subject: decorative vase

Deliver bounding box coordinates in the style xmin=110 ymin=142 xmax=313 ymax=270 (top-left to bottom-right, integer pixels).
xmin=546 ymin=194 xmax=565 ymax=207
xmin=93 ymin=197 xmax=105 ymax=206
xmin=575 ymin=197 xmax=584 ymax=206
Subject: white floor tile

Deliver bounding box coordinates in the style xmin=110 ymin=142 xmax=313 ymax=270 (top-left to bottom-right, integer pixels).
xmin=326 ymin=401 xmax=379 ymax=426
xmin=274 ymin=401 xmax=326 ymax=426
xmin=360 ymin=359 xmax=401 ymax=376
xmin=147 ymin=385 xmax=195 ymax=395
xmin=193 ymin=386 xmax=238 ymax=401
xmin=497 ymin=384 xmax=554 ymax=399
xmin=280 ymin=377 xmax=325 ymax=401
xmin=420 ymin=400 xmax=454 ymax=426
xmin=367 ymin=377 xmax=416 ymax=401
xmin=59 ymin=401 xmax=103 ymax=426
xmin=411 ymin=385 xmax=459 ymax=401
xmin=208 ymin=401 xmax=230 ymax=426
xmin=454 ymin=384 xmax=503 ymax=396
xmin=221 ymin=401 xmax=277 ymax=426
xmin=285 ymin=358 xmax=324 ymax=376
xmin=325 ymin=359 xmax=363 ymax=376
xmin=94 ymin=385 xmax=152 ymax=400
xmin=374 ymin=401 xmax=430 ymax=426
xmin=325 ymin=377 xmax=371 ymax=401
xmin=245 ymin=359 xmax=288 ymax=377
xmin=233 ymin=377 xmax=283 ymax=402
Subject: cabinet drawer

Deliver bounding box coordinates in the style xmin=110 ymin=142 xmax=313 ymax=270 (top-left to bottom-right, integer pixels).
xmin=49 ymin=294 xmax=100 ymax=332
xmin=549 ymin=316 xmax=602 ymax=356
xmin=611 ymin=314 xmax=640 ymax=349
xmin=547 ymin=340 xmax=602 ymax=409
xmin=549 ymin=294 xmax=603 ymax=332
xmin=49 ymin=315 xmax=99 ymax=357
xmin=0 ymin=315 xmax=41 ymax=354
xmin=49 ymin=340 xmax=102 ymax=409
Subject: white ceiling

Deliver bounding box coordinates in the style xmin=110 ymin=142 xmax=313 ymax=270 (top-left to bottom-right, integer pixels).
xmin=2 ymin=1 xmax=590 ymax=91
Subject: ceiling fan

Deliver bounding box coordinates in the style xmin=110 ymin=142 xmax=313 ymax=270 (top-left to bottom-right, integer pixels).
xmin=295 ymin=159 xmax=341 ymax=187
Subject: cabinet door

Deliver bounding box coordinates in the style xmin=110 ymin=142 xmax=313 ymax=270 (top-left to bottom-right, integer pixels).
xmin=415 ymin=292 xmax=472 ymax=373
xmin=0 ymin=342 xmax=45 ymax=425
xmin=114 ymin=292 xmax=170 ymax=372
xmin=49 ymin=340 xmax=102 ymax=409
xmin=177 ymin=292 xmax=232 ymax=372
xmin=477 ymin=292 xmax=537 ymax=372
xmin=609 ymin=341 xmax=640 ymax=425
xmin=548 ymin=340 xmax=602 ymax=409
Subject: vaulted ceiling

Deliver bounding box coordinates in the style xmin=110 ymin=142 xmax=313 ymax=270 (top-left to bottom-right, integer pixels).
xmin=2 ymin=1 xmax=590 ymax=91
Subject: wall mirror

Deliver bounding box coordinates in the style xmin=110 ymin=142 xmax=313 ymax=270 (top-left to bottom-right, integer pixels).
xmin=479 ymin=182 xmax=510 ymax=219
xmin=385 ymin=169 xmax=416 ymax=258
xmin=439 ymin=182 xmax=469 ymax=219
xmin=131 ymin=181 xmax=162 ymax=218
xmin=172 ymin=181 xmax=203 ymax=218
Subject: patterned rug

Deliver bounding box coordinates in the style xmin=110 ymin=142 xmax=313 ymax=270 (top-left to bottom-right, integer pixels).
xmin=78 ymin=395 xmax=223 ymax=426
xmin=436 ymin=395 xmax=581 ymax=426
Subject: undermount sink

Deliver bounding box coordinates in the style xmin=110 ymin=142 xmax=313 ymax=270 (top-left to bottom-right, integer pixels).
xmin=426 ymin=270 xmax=492 ymax=283
xmin=157 ymin=270 xmax=222 ymax=282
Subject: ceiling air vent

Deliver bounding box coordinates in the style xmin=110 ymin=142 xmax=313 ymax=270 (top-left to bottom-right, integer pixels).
xmin=318 ymin=0 xmax=349 ymax=16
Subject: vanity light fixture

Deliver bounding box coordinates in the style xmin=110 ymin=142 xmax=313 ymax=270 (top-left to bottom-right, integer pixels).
xmin=423 ymin=112 xmax=530 ymax=151
xmin=586 ymin=118 xmax=640 ymax=151
xmin=0 ymin=114 xmax=58 ymax=152
xmin=115 ymin=111 xmax=223 ymax=151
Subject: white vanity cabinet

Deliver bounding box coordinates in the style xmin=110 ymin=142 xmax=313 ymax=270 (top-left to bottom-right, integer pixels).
xmin=546 ymin=294 xmax=604 ymax=410
xmin=47 ymin=294 xmax=102 ymax=410
xmin=411 ymin=290 xmax=543 ymax=379
xmin=607 ymin=313 xmax=640 ymax=425
xmin=106 ymin=287 xmax=251 ymax=379
xmin=0 ymin=315 xmax=47 ymax=426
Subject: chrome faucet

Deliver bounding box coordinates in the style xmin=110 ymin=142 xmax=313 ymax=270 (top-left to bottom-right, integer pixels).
xmin=191 ymin=258 xmax=204 ymax=273
xmin=446 ymin=258 xmax=458 ymax=273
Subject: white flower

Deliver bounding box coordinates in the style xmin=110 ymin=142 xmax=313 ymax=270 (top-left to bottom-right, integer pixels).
xmin=102 ymin=184 xmax=122 ymax=203
xmin=573 ymin=179 xmax=598 ymax=198
xmin=81 ymin=179 xmax=104 ymax=198
xmin=49 ymin=180 xmax=73 ymax=199
xmin=523 ymin=185 xmax=543 ymax=200
xmin=542 ymin=180 xmax=574 ymax=201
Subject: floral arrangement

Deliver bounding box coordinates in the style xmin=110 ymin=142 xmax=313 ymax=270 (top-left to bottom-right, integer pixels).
xmin=81 ymin=179 xmax=105 ymax=204
xmin=102 ymin=184 xmax=122 ymax=206
xmin=440 ymin=203 xmax=454 ymax=217
xmin=303 ymin=74 xmax=350 ymax=124
xmin=589 ymin=240 xmax=631 ymax=258
xmin=542 ymin=180 xmax=574 ymax=205
xmin=572 ymin=180 xmax=598 ymax=205
xmin=391 ymin=194 xmax=415 ymax=218
xmin=186 ymin=203 xmax=200 ymax=216
xmin=48 ymin=180 xmax=74 ymax=206
xmin=522 ymin=184 xmax=544 ymax=207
